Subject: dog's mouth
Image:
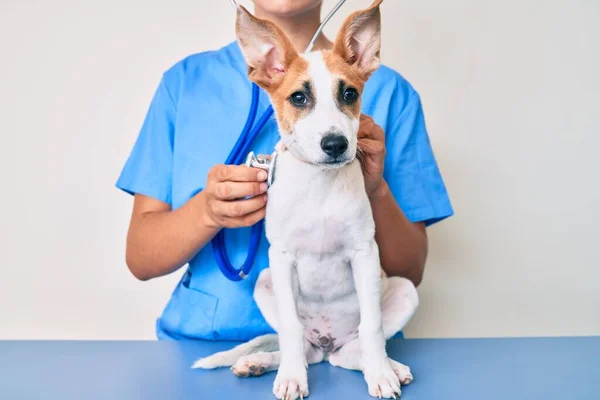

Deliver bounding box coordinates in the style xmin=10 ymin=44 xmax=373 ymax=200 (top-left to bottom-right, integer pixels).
xmin=318 ymin=156 xmax=354 ymax=168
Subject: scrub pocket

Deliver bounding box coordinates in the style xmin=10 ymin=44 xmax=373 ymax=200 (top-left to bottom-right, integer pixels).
xmin=159 ymin=270 xmax=219 ymax=339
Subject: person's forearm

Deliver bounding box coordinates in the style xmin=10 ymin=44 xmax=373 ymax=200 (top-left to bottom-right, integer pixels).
xmin=369 ymin=181 xmax=428 ymax=286
xmin=126 ymin=192 xmax=218 ymax=281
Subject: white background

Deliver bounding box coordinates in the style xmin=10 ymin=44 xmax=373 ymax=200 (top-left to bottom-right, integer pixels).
xmin=1 ymin=0 xmax=598 ymax=340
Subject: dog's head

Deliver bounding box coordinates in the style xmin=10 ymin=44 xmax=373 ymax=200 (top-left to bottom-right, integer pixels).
xmin=235 ymin=0 xmax=382 ymax=168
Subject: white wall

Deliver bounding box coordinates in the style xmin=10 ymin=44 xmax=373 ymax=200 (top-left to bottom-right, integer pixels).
xmin=0 ymin=0 xmax=598 ymax=340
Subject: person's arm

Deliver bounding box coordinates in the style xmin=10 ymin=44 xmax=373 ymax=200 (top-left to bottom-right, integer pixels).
xmin=368 ymin=182 xmax=428 ymax=286
xmin=125 ymin=193 xmax=215 ymax=281
xmin=358 ymin=114 xmax=431 ymax=286
xmin=125 ymin=165 xmax=268 ymax=281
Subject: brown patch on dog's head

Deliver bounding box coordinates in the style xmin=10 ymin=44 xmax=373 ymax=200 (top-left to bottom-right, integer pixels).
xmin=322 ymin=51 xmax=366 ymax=119
xmin=312 ymin=0 xmax=383 ymax=121
xmin=235 ymin=5 xmax=316 ymax=133
xmin=267 ymin=57 xmax=313 ymax=134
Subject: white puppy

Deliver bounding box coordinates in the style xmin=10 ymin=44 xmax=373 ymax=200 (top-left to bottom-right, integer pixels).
xmin=193 ymin=1 xmax=419 ymax=398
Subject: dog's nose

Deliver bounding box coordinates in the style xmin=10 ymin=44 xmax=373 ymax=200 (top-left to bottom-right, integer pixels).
xmin=320 ymin=134 xmax=348 ymax=158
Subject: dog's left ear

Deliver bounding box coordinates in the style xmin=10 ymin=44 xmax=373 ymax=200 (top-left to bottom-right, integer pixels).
xmin=332 ymin=0 xmax=383 ymax=78
xmin=235 ymin=5 xmax=298 ymax=90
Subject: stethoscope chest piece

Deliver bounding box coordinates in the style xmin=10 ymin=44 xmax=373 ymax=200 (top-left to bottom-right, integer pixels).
xmin=245 ymin=151 xmax=277 ymax=187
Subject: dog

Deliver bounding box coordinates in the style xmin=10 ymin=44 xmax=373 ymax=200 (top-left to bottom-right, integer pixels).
xmin=192 ymin=1 xmax=419 ymax=398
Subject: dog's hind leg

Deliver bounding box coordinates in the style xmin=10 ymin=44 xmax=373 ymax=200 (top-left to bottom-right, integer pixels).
xmin=232 ymin=343 xmax=324 ymax=378
xmin=328 ymin=277 xmax=418 ymax=397
xmin=253 ymin=268 xmax=280 ymax=332
xmin=380 ymin=277 xmax=419 ymax=340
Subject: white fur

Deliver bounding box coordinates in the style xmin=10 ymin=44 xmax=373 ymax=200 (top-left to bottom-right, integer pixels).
xmin=260 ymin=139 xmax=418 ymax=399
xmin=194 ymin=3 xmax=419 ymax=399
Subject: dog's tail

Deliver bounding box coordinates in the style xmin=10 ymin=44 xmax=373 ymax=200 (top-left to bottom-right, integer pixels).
xmin=191 ymin=333 xmax=279 ymax=369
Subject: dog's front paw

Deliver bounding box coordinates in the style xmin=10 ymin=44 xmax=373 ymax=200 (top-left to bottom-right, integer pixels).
xmin=273 ymin=365 xmax=309 ymax=400
xmin=364 ymin=358 xmax=402 ymax=399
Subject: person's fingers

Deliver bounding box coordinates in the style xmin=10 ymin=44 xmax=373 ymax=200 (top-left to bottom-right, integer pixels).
xmin=357 ymin=118 xmax=371 ymax=138
xmin=210 ymin=164 xmax=268 ymax=183
xmin=358 ymin=125 xmax=384 ymax=142
xmin=358 ymin=138 xmax=385 ymax=155
xmin=371 ymin=125 xmax=385 ymax=142
xmin=237 ymin=206 xmax=267 ymax=228
xmin=358 ymin=115 xmax=385 ymax=141
xmin=215 ymin=206 xmax=266 ymax=229
xmin=216 ymin=195 xmax=268 ymax=219
xmin=213 ymin=181 xmax=267 ymax=200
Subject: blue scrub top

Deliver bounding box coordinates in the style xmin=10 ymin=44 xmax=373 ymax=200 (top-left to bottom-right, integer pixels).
xmin=116 ymin=41 xmax=454 ymax=341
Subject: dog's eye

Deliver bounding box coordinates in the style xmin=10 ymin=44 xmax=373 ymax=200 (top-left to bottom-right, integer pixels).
xmin=290 ymin=92 xmax=308 ymax=107
xmin=343 ymin=88 xmax=358 ymax=104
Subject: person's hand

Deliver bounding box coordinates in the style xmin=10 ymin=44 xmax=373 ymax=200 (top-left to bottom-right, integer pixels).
xmin=358 ymin=114 xmax=388 ymax=197
xmin=200 ymin=164 xmax=268 ymax=229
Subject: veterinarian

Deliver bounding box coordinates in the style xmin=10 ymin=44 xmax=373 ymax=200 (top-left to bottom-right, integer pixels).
xmin=116 ymin=0 xmax=454 ymax=341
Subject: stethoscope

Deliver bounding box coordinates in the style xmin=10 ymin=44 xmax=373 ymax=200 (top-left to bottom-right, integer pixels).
xmin=213 ymin=0 xmax=348 ymax=281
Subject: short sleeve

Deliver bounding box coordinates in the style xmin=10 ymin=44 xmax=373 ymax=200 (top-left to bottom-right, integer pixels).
xmin=384 ymin=91 xmax=454 ymax=227
xmin=116 ymin=76 xmax=176 ymax=205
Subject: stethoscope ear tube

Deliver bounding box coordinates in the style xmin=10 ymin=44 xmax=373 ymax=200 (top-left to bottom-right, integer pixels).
xmin=227 ymin=0 xmax=347 ymax=53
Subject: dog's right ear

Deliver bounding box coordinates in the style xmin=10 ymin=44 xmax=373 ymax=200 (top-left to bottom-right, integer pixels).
xmin=332 ymin=0 xmax=383 ymax=79
xmin=235 ymin=6 xmax=298 ymax=90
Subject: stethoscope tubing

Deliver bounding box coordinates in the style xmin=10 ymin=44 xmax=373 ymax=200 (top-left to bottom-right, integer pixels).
xmin=211 ymin=83 xmax=274 ymax=281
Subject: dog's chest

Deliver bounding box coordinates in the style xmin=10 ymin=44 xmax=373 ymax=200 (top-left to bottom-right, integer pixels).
xmin=265 ymin=157 xmax=372 ymax=252
xmin=286 ymin=205 xmax=350 ymax=253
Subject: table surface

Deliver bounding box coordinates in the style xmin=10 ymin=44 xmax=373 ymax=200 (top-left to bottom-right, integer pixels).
xmin=1 ymin=337 xmax=599 ymax=400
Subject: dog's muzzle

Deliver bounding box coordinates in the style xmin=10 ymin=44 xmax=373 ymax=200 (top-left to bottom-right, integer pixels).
xmin=245 ymin=151 xmax=277 ymax=187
